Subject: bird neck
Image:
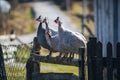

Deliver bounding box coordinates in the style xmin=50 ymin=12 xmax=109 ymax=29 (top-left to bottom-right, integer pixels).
xmin=38 ymin=23 xmax=43 ymax=29
xmin=45 ymin=22 xmax=49 ymax=30
xmin=58 ymin=24 xmax=64 ymax=37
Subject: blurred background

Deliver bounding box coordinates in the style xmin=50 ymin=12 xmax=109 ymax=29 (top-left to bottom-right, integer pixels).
xmin=1 ymin=1 xmax=120 ymax=80
xmin=0 ymin=0 xmax=94 ymax=37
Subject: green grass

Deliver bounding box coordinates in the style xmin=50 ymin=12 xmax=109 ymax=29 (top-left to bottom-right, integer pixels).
xmin=16 ymin=46 xmax=30 ymax=63
xmin=5 ymin=67 xmax=26 ymax=80
xmin=72 ymin=2 xmax=83 ymax=15
xmin=40 ymin=62 xmax=79 ymax=76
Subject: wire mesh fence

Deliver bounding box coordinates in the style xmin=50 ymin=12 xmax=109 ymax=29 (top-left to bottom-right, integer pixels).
xmin=1 ymin=44 xmax=31 ymax=80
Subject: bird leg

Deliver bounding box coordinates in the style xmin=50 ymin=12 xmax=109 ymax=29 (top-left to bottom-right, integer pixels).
xmin=56 ymin=52 xmax=62 ymax=58
xmin=63 ymin=53 xmax=68 ymax=58
xmin=61 ymin=53 xmax=69 ymax=61
xmin=47 ymin=51 xmax=52 ymax=57
xmin=69 ymin=52 xmax=74 ymax=59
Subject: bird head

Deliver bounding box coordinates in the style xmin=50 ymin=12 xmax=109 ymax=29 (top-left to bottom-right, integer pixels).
xmin=54 ymin=17 xmax=62 ymax=26
xmin=36 ymin=15 xmax=42 ymax=23
xmin=42 ymin=17 xmax=47 ymax=23
xmin=54 ymin=17 xmax=59 ymax=24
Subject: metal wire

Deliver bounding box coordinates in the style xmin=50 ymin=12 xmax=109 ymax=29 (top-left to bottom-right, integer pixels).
xmin=1 ymin=42 xmax=31 ymax=80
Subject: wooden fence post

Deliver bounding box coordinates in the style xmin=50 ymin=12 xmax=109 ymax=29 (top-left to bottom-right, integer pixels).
xmin=26 ymin=57 xmax=34 ymax=80
xmin=107 ymin=42 xmax=113 ymax=80
xmin=87 ymin=37 xmax=97 ymax=80
xmin=26 ymin=37 xmax=40 ymax=80
xmin=96 ymin=41 xmax=103 ymax=80
xmin=117 ymin=42 xmax=120 ymax=80
xmin=0 ymin=44 xmax=7 ymax=80
xmin=79 ymin=48 xmax=85 ymax=80
xmin=32 ymin=37 xmax=40 ymax=73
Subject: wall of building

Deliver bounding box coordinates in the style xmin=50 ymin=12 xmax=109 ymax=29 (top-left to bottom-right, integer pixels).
xmin=118 ymin=0 xmax=120 ymax=42
xmin=94 ymin=0 xmax=120 ymax=57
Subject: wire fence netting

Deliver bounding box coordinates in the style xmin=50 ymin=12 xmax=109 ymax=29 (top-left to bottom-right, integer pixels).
xmin=1 ymin=43 xmax=31 ymax=80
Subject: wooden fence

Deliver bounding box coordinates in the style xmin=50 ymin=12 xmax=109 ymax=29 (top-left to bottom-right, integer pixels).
xmin=1 ymin=37 xmax=120 ymax=80
xmin=86 ymin=37 xmax=120 ymax=80
xmin=26 ymin=37 xmax=120 ymax=80
xmin=26 ymin=37 xmax=83 ymax=80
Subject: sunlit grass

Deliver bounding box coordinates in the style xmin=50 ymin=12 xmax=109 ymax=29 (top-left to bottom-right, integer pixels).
xmin=16 ymin=46 xmax=30 ymax=63
xmin=40 ymin=62 xmax=79 ymax=76
xmin=40 ymin=48 xmax=79 ymax=76
xmin=6 ymin=67 xmax=26 ymax=80
xmin=72 ymin=2 xmax=83 ymax=15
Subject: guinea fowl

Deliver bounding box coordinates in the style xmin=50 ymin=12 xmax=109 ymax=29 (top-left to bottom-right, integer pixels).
xmin=54 ymin=17 xmax=87 ymax=55
xmin=44 ymin=18 xmax=70 ymax=57
xmin=36 ymin=16 xmax=58 ymax=57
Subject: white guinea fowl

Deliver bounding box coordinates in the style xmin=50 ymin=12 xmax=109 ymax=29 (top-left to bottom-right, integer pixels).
xmin=54 ymin=17 xmax=87 ymax=54
xmin=36 ymin=16 xmax=62 ymax=57
xmin=44 ymin=18 xmax=69 ymax=53
xmin=44 ymin=18 xmax=75 ymax=59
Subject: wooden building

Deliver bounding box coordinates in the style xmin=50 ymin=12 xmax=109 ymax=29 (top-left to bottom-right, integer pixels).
xmin=94 ymin=0 xmax=120 ymax=57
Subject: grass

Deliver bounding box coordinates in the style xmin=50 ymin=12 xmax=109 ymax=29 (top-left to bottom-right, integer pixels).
xmin=16 ymin=46 xmax=30 ymax=63
xmin=71 ymin=2 xmax=83 ymax=15
xmin=40 ymin=62 xmax=79 ymax=76
xmin=5 ymin=67 xmax=26 ymax=80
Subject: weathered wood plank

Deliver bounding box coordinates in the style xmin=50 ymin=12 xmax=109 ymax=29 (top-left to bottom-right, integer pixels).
xmin=87 ymin=37 xmax=97 ymax=80
xmin=113 ymin=0 xmax=118 ymax=57
xmin=32 ymin=37 xmax=40 ymax=73
xmin=26 ymin=57 xmax=34 ymax=80
xmin=95 ymin=0 xmax=115 ymax=57
xmin=87 ymin=38 xmax=93 ymax=80
xmin=96 ymin=41 xmax=103 ymax=80
xmin=118 ymin=0 xmax=120 ymax=41
xmin=116 ymin=43 xmax=120 ymax=80
xmin=31 ymin=53 xmax=79 ymax=67
xmin=32 ymin=73 xmax=79 ymax=80
xmin=26 ymin=37 xmax=40 ymax=80
xmin=107 ymin=42 xmax=113 ymax=80
xmin=91 ymin=38 xmax=97 ymax=80
xmin=79 ymin=48 xmax=85 ymax=80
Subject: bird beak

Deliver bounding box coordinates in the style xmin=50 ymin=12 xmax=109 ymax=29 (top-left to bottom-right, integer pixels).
xmin=36 ymin=16 xmax=41 ymax=21
xmin=54 ymin=17 xmax=59 ymax=24
xmin=43 ymin=18 xmax=47 ymax=23
xmin=36 ymin=18 xmax=39 ymax=21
